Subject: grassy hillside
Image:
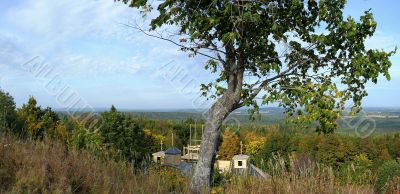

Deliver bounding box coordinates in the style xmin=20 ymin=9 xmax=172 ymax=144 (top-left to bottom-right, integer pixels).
xmin=0 ymin=135 xmax=191 ymax=194
xmin=2 ymin=135 xmax=399 ymax=194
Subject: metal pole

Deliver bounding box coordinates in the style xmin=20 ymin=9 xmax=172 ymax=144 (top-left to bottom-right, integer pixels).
xmin=240 ymin=141 xmax=243 ymax=155
xmin=194 ymin=122 xmax=197 ymax=145
xmin=172 ymin=132 xmax=174 ymax=147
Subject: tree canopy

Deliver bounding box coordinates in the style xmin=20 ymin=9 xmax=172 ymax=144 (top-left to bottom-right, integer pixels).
xmin=99 ymin=106 xmax=154 ymax=164
xmin=0 ymin=89 xmax=18 ymax=133
xmin=17 ymin=97 xmax=59 ymax=139
xmin=218 ymin=128 xmax=239 ymax=160
xmin=118 ymin=0 xmax=395 ymax=133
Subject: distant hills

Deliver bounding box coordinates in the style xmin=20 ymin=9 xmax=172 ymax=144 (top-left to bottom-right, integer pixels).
xmin=54 ymin=106 xmax=400 ymax=116
xmin=55 ymin=107 xmax=400 ymax=134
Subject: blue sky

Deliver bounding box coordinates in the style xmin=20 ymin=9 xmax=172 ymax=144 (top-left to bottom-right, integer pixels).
xmin=0 ymin=0 xmax=399 ymax=110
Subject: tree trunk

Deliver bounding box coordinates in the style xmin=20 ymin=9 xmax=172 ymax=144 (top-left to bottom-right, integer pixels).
xmin=191 ymin=92 xmax=238 ymax=193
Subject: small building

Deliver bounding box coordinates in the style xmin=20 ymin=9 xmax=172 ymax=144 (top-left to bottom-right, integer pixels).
xmin=232 ymin=154 xmax=250 ymax=169
xmin=164 ymin=147 xmax=182 ymax=166
xmin=232 ymin=154 xmax=250 ymax=176
xmin=152 ymin=151 xmax=165 ymax=164
xmin=216 ymin=160 xmax=231 ymax=172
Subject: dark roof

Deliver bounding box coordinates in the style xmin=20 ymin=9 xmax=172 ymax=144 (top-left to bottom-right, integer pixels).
xmin=165 ymin=147 xmax=181 ymax=155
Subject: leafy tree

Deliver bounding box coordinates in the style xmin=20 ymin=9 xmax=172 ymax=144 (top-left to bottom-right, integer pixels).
xmin=255 ymin=132 xmax=292 ymax=165
xmin=242 ymin=131 xmax=265 ymax=155
xmin=99 ymin=106 xmax=152 ymax=164
xmin=16 ymin=97 xmax=59 ymax=139
xmin=173 ymin=122 xmax=191 ymax=148
xmin=41 ymin=107 xmax=60 ymax=135
xmin=315 ymin=134 xmax=346 ymax=167
xmin=143 ymin=129 xmax=162 ymax=152
xmin=0 ymin=89 xmax=18 ymax=134
xmin=371 ymin=137 xmax=392 ymax=165
xmin=48 ymin=119 xmax=68 ymax=142
xmin=68 ymin=125 xmax=104 ymax=153
xmin=117 ymin=0 xmax=395 ymax=191
xmin=217 ymin=128 xmax=239 ymax=160
xmin=297 ymin=135 xmax=320 ymax=157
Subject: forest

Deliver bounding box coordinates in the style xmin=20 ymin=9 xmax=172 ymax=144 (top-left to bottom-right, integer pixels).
xmin=1 ymin=89 xmax=400 ymax=193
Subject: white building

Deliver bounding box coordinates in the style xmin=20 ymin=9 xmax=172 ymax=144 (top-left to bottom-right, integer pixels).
xmin=232 ymin=154 xmax=250 ymax=169
xmin=152 ymin=151 xmax=165 ymax=164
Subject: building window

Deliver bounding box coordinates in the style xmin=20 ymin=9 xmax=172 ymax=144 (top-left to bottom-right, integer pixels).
xmin=157 ymin=157 xmax=161 ymax=162
xmin=238 ymin=161 xmax=243 ymax=166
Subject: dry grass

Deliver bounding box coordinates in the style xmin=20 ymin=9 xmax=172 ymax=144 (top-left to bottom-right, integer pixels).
xmin=221 ymin=172 xmax=373 ymax=194
xmin=221 ymin=154 xmax=374 ymax=194
xmin=0 ymin=135 xmax=385 ymax=194
xmin=0 ymin=135 xmax=190 ymax=194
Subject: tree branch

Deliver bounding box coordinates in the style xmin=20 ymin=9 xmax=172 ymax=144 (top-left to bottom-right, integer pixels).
xmin=120 ymin=22 xmax=226 ymax=64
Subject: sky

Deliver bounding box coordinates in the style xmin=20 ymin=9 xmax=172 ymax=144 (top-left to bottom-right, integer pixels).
xmin=0 ymin=0 xmax=399 ymax=110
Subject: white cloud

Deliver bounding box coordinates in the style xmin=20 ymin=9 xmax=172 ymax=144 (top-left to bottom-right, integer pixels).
xmin=54 ymin=52 xmax=142 ymax=76
xmin=1 ymin=0 xmax=154 ymax=76
xmin=6 ymin=0 xmax=137 ymax=47
xmin=2 ymin=0 xmax=212 ymax=79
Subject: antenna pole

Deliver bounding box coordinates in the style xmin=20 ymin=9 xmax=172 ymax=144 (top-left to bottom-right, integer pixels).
xmin=172 ymin=132 xmax=174 ymax=147
xmin=240 ymin=141 xmax=243 ymax=155
xmin=194 ymin=122 xmax=197 ymax=145
xmin=189 ymin=124 xmax=192 ymax=147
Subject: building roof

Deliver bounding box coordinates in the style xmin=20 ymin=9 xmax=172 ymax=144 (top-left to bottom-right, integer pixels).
xmin=233 ymin=154 xmax=250 ymax=160
xmin=152 ymin=151 xmax=165 ymax=156
xmin=164 ymin=147 xmax=181 ymax=155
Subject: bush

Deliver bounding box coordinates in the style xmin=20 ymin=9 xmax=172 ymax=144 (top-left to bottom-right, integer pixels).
xmin=337 ymin=154 xmax=375 ymax=185
xmin=374 ymin=160 xmax=400 ymax=193
xmin=254 ymin=133 xmax=292 ymax=171
xmin=68 ymin=126 xmax=104 ymax=154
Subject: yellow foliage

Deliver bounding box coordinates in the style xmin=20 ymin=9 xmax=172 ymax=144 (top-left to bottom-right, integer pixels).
xmin=218 ymin=128 xmax=239 ymax=160
xmin=354 ymin=153 xmax=373 ymax=168
xmin=143 ymin=128 xmax=165 ymax=142
xmin=211 ymin=186 xmax=224 ymax=194
xmin=242 ymin=131 xmax=265 ymax=155
xmin=49 ymin=121 xmax=68 ymax=141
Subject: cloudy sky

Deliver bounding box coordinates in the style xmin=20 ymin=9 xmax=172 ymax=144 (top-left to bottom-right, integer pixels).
xmin=0 ymin=0 xmax=399 ymax=110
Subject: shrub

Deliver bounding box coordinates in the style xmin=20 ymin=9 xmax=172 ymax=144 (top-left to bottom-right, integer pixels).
xmin=68 ymin=126 xmax=104 ymax=154
xmin=337 ymin=154 xmax=375 ymax=185
xmin=374 ymin=160 xmax=400 ymax=194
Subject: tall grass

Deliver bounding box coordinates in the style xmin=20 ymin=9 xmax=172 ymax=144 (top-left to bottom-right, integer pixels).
xmin=221 ymin=153 xmax=374 ymax=194
xmin=0 ymin=135 xmax=190 ymax=194
xmin=1 ymin=135 xmax=398 ymax=194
